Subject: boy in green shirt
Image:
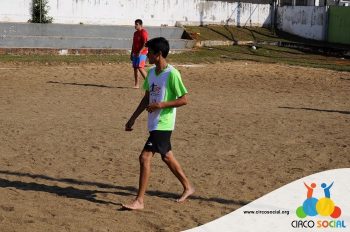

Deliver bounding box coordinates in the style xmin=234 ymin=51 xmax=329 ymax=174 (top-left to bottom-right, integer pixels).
xmin=123 ymin=37 xmax=194 ymax=210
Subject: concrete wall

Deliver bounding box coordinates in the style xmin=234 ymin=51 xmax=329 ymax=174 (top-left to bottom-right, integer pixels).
xmin=280 ymin=0 xmax=321 ymax=6
xmin=0 ymin=0 xmax=271 ymax=27
xmin=0 ymin=23 xmax=184 ymax=39
xmin=0 ymin=1 xmax=31 ymax=22
xmin=0 ymin=22 xmax=194 ymax=50
xmin=277 ymin=6 xmax=328 ymax=41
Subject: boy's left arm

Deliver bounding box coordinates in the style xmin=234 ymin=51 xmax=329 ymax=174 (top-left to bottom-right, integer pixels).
xmin=136 ymin=30 xmax=148 ymax=56
xmin=146 ymin=94 xmax=187 ymax=113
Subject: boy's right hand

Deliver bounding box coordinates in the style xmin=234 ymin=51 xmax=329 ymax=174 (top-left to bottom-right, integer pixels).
xmin=125 ymin=119 xmax=135 ymax=131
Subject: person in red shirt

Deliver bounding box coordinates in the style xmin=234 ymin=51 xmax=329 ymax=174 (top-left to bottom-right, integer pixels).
xmin=131 ymin=19 xmax=148 ymax=88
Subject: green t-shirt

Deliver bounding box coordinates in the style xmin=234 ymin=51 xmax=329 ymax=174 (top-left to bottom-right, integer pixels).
xmin=143 ymin=64 xmax=188 ymax=131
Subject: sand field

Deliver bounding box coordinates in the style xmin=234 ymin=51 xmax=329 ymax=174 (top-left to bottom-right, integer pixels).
xmin=0 ymin=61 xmax=349 ymax=231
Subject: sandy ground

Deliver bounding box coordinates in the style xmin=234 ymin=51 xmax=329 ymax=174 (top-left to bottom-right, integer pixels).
xmin=0 ymin=61 xmax=349 ymax=232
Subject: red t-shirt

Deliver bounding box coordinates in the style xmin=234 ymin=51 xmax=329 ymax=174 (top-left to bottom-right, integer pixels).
xmin=132 ymin=29 xmax=148 ymax=55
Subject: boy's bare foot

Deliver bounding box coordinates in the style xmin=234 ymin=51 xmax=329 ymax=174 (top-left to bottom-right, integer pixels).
xmin=122 ymin=199 xmax=144 ymax=210
xmin=132 ymin=86 xmax=139 ymax=89
xmin=125 ymin=127 xmax=133 ymax=131
xmin=177 ymin=187 xmax=195 ymax=203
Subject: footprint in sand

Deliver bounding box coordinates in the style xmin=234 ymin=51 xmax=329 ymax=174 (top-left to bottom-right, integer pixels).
xmin=0 ymin=205 xmax=15 ymax=212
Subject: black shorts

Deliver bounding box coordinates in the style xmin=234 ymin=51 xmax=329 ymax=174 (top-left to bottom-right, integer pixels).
xmin=143 ymin=130 xmax=172 ymax=157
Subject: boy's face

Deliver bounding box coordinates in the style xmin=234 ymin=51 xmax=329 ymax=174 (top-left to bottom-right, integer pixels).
xmin=134 ymin=23 xmax=142 ymax=31
xmin=147 ymin=49 xmax=160 ymax=64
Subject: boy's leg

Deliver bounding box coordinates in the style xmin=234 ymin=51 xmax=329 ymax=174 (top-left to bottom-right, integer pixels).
xmin=138 ymin=68 xmax=147 ymax=79
xmin=122 ymin=150 xmax=153 ymax=210
xmin=137 ymin=55 xmax=147 ymax=80
xmin=133 ymin=68 xmax=139 ymax=88
xmin=162 ymin=151 xmax=195 ymax=202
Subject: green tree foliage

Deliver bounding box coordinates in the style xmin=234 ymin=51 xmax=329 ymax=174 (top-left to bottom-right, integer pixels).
xmin=30 ymin=0 xmax=53 ymax=23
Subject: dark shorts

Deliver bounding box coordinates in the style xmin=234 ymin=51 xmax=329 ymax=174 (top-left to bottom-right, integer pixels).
xmin=143 ymin=130 xmax=172 ymax=157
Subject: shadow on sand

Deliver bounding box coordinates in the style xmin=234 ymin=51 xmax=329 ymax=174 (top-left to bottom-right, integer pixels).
xmin=47 ymin=81 xmax=131 ymax=89
xmin=0 ymin=170 xmax=250 ymax=207
xmin=279 ymin=106 xmax=350 ymax=115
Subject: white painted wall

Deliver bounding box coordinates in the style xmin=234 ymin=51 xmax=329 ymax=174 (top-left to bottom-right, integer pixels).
xmin=0 ymin=0 xmax=271 ymax=27
xmin=277 ymin=6 xmax=328 ymax=41
xmin=0 ymin=0 xmax=31 ymax=22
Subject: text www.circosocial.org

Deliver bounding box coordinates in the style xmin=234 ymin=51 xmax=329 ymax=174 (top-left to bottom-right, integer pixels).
xmin=243 ymin=210 xmax=290 ymax=215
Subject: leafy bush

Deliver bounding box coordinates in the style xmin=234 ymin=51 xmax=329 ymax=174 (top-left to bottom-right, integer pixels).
xmin=30 ymin=0 xmax=53 ymax=23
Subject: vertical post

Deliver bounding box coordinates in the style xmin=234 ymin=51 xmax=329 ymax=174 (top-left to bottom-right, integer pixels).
xmin=274 ymin=0 xmax=278 ymax=32
xmin=40 ymin=0 xmax=42 ymax=23
xmin=271 ymin=0 xmax=277 ymax=34
xmin=237 ymin=1 xmax=241 ymax=27
xmin=271 ymin=0 xmax=274 ymax=32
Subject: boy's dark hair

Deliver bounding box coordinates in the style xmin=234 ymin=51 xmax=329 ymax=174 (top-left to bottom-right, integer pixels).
xmin=146 ymin=37 xmax=170 ymax=58
xmin=135 ymin=19 xmax=143 ymax=25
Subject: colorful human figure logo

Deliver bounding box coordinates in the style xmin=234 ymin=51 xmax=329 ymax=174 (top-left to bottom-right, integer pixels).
xmin=296 ymin=182 xmax=341 ymax=219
